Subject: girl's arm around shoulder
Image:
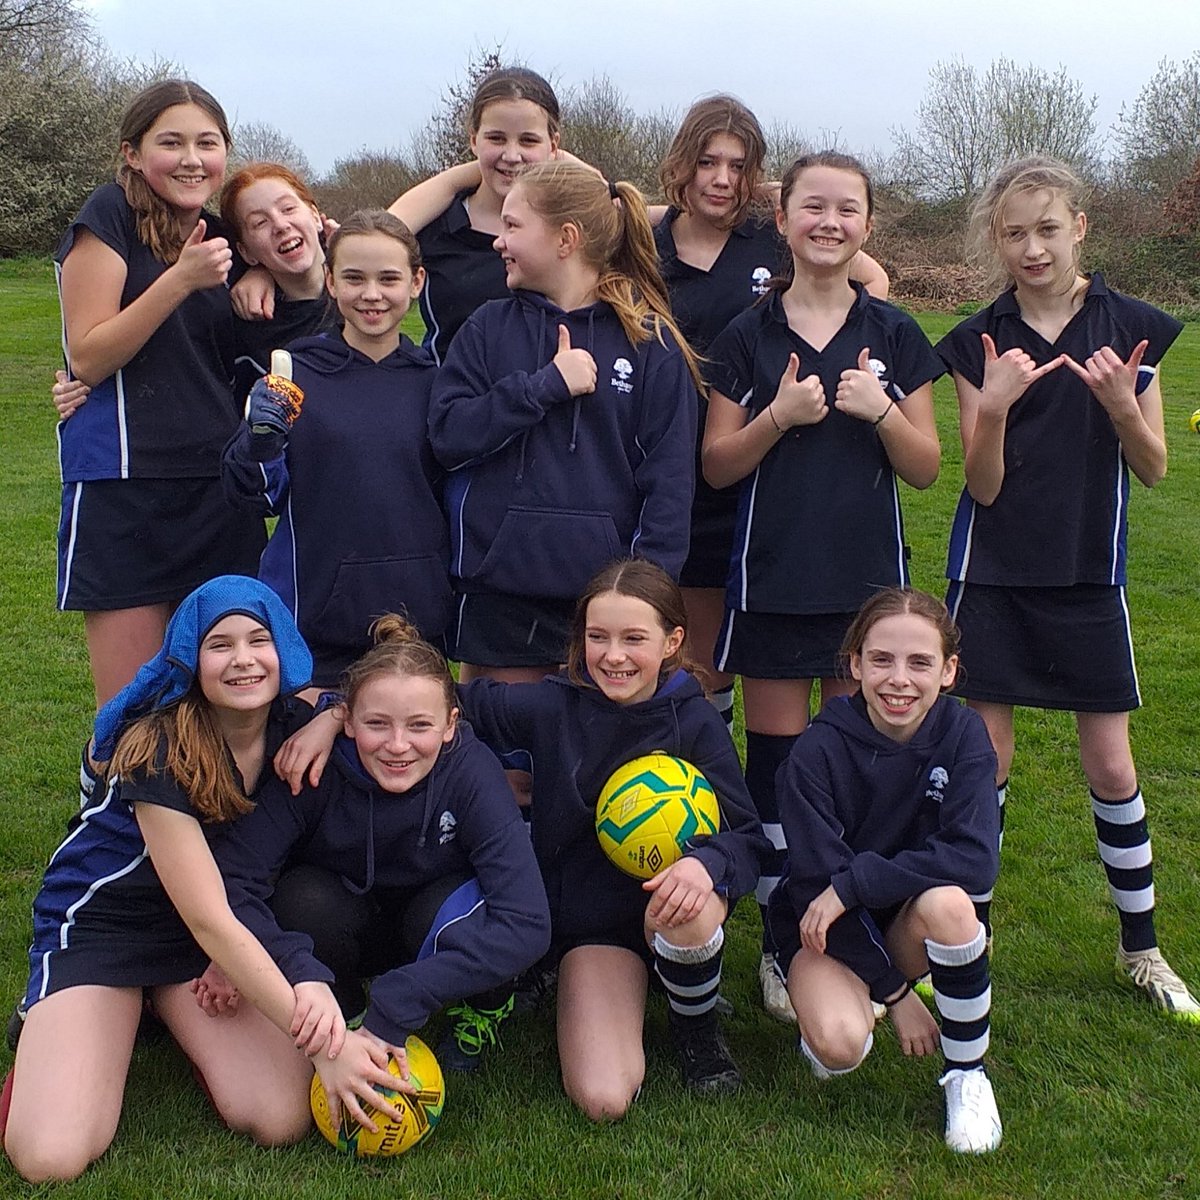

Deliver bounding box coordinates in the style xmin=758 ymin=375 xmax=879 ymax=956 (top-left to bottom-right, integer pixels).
xmin=455 ymin=676 xmax=558 ymax=759
xmin=360 ymin=736 xmax=550 ymax=1045
xmin=426 ymin=308 xmax=573 ymax=470
xmin=677 ymin=701 xmax=771 ymax=903
xmin=388 ymin=162 xmax=481 ymax=234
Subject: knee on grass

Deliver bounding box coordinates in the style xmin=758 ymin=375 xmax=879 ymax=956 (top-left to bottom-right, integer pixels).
xmin=564 ymin=1074 xmax=641 ymax=1122
xmin=6 ymin=1130 xmax=100 ymax=1185
xmin=212 ymin=1091 xmax=312 ymax=1147
xmin=800 ymin=1017 xmax=873 ymax=1074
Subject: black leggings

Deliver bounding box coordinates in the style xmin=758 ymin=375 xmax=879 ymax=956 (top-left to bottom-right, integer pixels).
xmin=269 ymin=863 xmax=510 ymax=1017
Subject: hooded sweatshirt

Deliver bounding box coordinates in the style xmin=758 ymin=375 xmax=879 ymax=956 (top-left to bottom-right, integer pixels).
xmin=771 ymin=692 xmax=999 ymax=1001
xmin=427 ymin=292 xmax=698 ymax=599
xmin=458 ymin=670 xmax=770 ymax=944
xmin=212 ymin=722 xmax=550 ymax=1045
xmin=221 ymin=331 xmax=452 ymax=662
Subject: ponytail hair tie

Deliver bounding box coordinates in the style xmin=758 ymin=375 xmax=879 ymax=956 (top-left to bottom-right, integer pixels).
xmin=608 ymin=180 xmax=620 ymax=201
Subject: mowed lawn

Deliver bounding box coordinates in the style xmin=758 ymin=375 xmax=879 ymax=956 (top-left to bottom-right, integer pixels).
xmin=1 ymin=258 xmax=1199 ymax=1200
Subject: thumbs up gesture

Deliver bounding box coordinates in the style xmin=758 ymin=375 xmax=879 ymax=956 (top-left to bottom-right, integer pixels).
xmin=1062 ymin=340 xmax=1148 ymax=418
xmin=552 ymin=324 xmax=597 ymax=397
xmin=834 ymin=346 xmax=892 ymax=423
xmin=978 ymin=332 xmax=1064 ymax=417
xmin=771 ymin=351 xmax=827 ymax=429
xmin=174 ymin=217 xmax=233 ymax=292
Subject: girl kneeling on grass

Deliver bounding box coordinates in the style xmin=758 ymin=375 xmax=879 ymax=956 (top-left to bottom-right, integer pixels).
xmin=457 ymin=560 xmax=770 ymax=1117
xmin=212 ymin=615 xmax=551 ymax=1074
xmin=2 ymin=577 xmax=408 ymax=1183
xmin=767 ymin=588 xmax=1002 ymax=1153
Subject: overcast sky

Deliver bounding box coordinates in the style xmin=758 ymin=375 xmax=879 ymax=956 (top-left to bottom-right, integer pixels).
xmin=82 ymin=0 xmax=1200 ymax=175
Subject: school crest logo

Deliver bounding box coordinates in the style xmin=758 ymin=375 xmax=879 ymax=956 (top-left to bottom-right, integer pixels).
xmin=751 ymin=266 xmax=772 ymax=296
xmin=926 ymin=766 xmax=949 ymax=803
xmin=438 ymin=811 xmax=457 ymax=845
xmin=868 ymin=357 xmax=889 ymax=387
xmin=611 ymin=357 xmax=635 ymax=394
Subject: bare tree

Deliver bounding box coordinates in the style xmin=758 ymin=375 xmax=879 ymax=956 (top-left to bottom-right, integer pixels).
xmin=313 ymin=149 xmax=419 ymax=220
xmin=230 ymin=120 xmax=313 ymax=180
xmin=1114 ymin=53 xmax=1200 ymax=196
xmin=892 ymin=57 xmax=1099 ymax=201
xmin=409 ymin=43 xmax=506 ymax=176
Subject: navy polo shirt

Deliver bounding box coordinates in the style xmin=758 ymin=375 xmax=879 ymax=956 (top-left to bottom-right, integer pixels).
xmin=938 ymin=274 xmax=1181 ymax=587
xmin=708 ymin=286 xmax=943 ymax=614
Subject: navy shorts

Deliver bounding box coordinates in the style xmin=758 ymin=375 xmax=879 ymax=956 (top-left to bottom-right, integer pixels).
xmin=57 ymin=478 xmax=265 ymax=611
xmin=766 ymin=893 xmax=905 ymax=979
xmin=679 ymin=487 xmax=737 ymax=590
xmin=715 ymin=609 xmax=856 ymax=679
xmin=447 ymin=591 xmax=574 ymax=668
xmin=948 ymin=581 xmax=1140 ymax=712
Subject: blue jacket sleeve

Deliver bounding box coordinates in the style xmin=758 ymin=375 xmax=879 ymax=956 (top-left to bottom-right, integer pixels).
xmin=211 ymin=785 xmax=333 ymax=987
xmin=427 ymin=312 xmax=572 ymax=470
xmin=776 ymin=743 xmax=908 ymax=1002
xmin=220 ymin=424 xmax=290 ymax=516
xmin=832 ymin=746 xmax=1000 ymax=913
xmin=677 ymin=706 xmax=769 ymax=903
xmin=629 ymin=336 xmax=698 ymax=577
xmin=362 ymin=743 xmax=552 ymax=1044
xmin=455 ymin=677 xmax=551 ymax=762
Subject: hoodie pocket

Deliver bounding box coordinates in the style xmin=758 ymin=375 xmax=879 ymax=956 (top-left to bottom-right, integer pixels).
xmin=306 ymin=555 xmax=452 ymax=647
xmin=476 ymin=507 xmax=624 ymax=598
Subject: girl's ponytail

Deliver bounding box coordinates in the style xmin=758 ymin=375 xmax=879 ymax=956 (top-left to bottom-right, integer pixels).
xmin=340 ymin=613 xmax=456 ymax=715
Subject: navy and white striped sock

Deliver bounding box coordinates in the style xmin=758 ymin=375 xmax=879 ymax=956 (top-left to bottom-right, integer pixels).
xmin=927 ymin=923 xmax=991 ymax=1073
xmin=1092 ymin=789 xmax=1156 ymax=953
xmin=744 ymin=731 xmax=798 ymax=933
xmin=710 ymin=683 xmax=736 ymax=734
xmin=654 ymin=928 xmax=724 ymax=1026
xmin=970 ymin=779 xmax=1006 ymax=936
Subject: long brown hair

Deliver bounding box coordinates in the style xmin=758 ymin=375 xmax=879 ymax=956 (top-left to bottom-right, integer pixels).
xmin=566 ymin=559 xmax=697 ymax=686
xmin=108 ymin=689 xmax=253 ymax=824
xmin=115 ymin=79 xmax=231 ymax=264
xmin=659 ymin=94 xmax=767 ymax=230
xmin=515 ymin=162 xmax=704 ymax=390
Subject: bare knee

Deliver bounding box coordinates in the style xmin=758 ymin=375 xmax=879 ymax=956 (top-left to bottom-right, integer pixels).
xmin=564 ymin=1076 xmax=638 ymax=1123
xmin=912 ymin=886 xmax=980 ymax=945
xmin=801 ymin=1013 xmax=872 ymax=1072
xmin=6 ymin=1130 xmax=96 ymax=1184
xmin=210 ymin=1091 xmax=311 ymax=1147
xmin=1082 ymin=754 xmax=1137 ymax=800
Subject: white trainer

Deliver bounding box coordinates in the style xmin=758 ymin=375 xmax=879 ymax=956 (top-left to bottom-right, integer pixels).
xmin=1116 ymin=945 xmax=1200 ymax=1022
xmin=758 ymin=953 xmax=796 ymax=1024
xmin=940 ymin=1067 xmax=1002 ymax=1154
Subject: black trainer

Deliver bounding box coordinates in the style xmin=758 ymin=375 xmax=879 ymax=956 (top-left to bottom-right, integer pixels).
xmin=670 ymin=1017 xmax=742 ymax=1096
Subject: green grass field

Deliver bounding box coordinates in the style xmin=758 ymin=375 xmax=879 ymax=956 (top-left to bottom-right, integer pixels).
xmin=2 ymin=259 xmax=1199 ymax=1199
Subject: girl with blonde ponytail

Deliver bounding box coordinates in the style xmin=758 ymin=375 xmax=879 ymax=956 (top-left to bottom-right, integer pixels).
xmin=428 ymin=161 xmax=701 ymax=687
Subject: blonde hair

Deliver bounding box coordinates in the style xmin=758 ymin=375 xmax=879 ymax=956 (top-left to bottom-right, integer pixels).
xmin=515 ymin=162 xmax=704 ymax=390
xmin=108 ymin=691 xmax=253 ymax=824
xmin=968 ymin=156 xmax=1090 ymax=293
xmin=341 ymin=614 xmax=455 ymax=716
xmin=659 ymin=94 xmax=767 ymax=230
xmin=115 ymin=79 xmax=231 ymax=264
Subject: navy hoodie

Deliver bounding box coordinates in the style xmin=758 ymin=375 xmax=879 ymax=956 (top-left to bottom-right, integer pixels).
xmin=458 ymin=670 xmax=770 ymax=944
xmin=428 ymin=292 xmax=698 ymax=599
xmin=212 ymin=723 xmax=550 ymax=1045
xmin=221 ymin=331 xmax=452 ymax=675
xmin=770 ymin=692 xmax=999 ymax=1001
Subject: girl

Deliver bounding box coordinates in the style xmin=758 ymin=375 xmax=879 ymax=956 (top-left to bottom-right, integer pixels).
xmin=937 ymin=156 xmax=1197 ymax=1019
xmin=54 ymin=80 xmax=265 ymax=710
xmin=428 ymin=162 xmax=700 ymax=685
xmin=222 ymin=210 xmax=450 ymax=687
xmin=2 ymin=577 xmax=408 ymax=1183
xmin=232 ymin=66 xmax=564 ymax=366
xmin=655 ymin=95 xmax=890 ymax=739
xmin=768 ymin=588 xmax=1002 ymax=1153
xmin=457 ymin=560 xmax=769 ymax=1117
xmin=701 ymin=153 xmax=942 ymax=1023
xmin=212 ymin=614 xmax=551 ymax=1075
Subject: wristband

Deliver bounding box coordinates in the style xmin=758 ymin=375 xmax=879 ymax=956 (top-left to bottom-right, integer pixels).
xmin=883 ymin=981 xmax=912 ymax=1008
xmin=873 ymin=399 xmax=896 ymax=427
xmin=767 ymin=403 xmax=784 ymax=433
